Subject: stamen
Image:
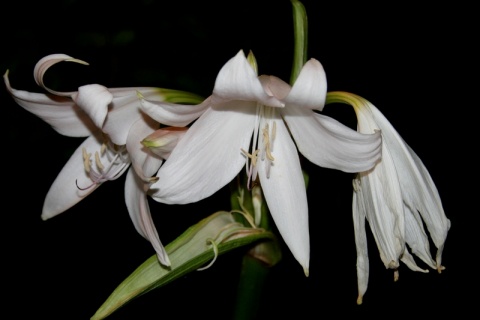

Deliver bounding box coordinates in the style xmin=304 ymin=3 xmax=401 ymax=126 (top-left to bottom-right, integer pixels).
xmin=241 ymin=148 xmax=259 ymax=167
xmin=100 ymin=142 xmax=107 ymax=155
xmin=82 ymin=147 xmax=91 ymax=173
xmin=94 ymin=151 xmax=105 ymax=170
xmin=197 ymin=238 xmax=219 ymax=271
xmin=262 ymin=123 xmax=274 ymax=161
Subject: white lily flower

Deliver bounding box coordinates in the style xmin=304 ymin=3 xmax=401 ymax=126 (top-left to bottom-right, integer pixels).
xmin=4 ymin=54 xmax=207 ymax=266
xmin=140 ymin=50 xmax=382 ymax=274
xmin=326 ymin=91 xmax=450 ymax=304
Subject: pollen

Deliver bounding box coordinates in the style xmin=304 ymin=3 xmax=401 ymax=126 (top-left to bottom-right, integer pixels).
xmin=82 ymin=147 xmax=92 ymax=173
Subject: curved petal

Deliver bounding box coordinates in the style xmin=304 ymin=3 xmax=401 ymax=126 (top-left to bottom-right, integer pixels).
xmin=104 ymin=87 xmax=173 ymax=145
xmin=212 ymin=50 xmax=284 ymax=108
xmin=283 ymin=106 xmax=382 ymax=172
xmin=283 ymin=58 xmax=327 ymax=110
xmin=256 ymin=114 xmax=310 ymax=275
xmin=358 ymin=146 xmax=405 ymax=270
xmin=358 ymin=97 xmax=450 ymax=268
xmin=42 ymin=135 xmax=103 ymax=220
xmin=259 ymin=75 xmax=291 ymax=99
xmin=150 ymin=101 xmax=256 ymax=204
xmin=139 ymin=96 xmax=210 ymax=128
xmin=126 ymin=117 xmax=163 ymax=181
xmin=71 ymin=84 xmax=113 ymax=129
xmin=125 ymin=168 xmax=170 ymax=266
xmin=4 ymin=71 xmax=96 ymax=137
xmin=33 ymin=53 xmax=89 ymax=96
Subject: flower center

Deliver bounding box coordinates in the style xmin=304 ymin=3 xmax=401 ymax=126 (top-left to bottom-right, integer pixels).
xmin=76 ymin=140 xmax=130 ymax=190
xmin=241 ymin=105 xmax=277 ymax=189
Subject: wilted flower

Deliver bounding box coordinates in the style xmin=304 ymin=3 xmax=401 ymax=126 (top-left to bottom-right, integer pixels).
xmin=139 ymin=50 xmax=382 ymax=274
xmin=326 ymin=91 xmax=450 ymax=304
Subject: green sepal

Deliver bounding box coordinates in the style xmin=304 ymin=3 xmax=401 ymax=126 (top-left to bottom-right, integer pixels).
xmin=91 ymin=211 xmax=276 ymax=320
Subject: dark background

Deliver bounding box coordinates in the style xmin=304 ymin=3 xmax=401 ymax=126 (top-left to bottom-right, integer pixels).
xmin=2 ymin=0 xmax=475 ymax=318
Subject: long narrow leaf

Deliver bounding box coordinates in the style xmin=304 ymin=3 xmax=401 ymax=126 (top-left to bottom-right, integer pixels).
xmin=91 ymin=211 xmax=276 ymax=320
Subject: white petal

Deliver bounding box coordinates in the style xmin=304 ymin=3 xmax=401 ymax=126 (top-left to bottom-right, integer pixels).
xmin=71 ymin=84 xmax=113 ymax=129
xmin=140 ymin=96 xmax=210 ymax=127
xmin=125 ymin=168 xmax=170 ymax=266
xmin=4 ymin=71 xmax=96 ymax=137
xmin=150 ymin=101 xmax=256 ymax=204
xmin=41 ymin=135 xmax=102 ymax=220
xmin=126 ymin=118 xmax=163 ymax=181
xmin=367 ymin=103 xmax=450 ymax=267
xmin=283 ymin=58 xmax=327 ymax=110
xmin=400 ymin=247 xmax=429 ymax=273
xmin=359 ymin=146 xmax=405 ymax=270
xmin=256 ymin=114 xmax=310 ymax=274
xmin=352 ymin=178 xmax=369 ymax=305
xmin=404 ymin=205 xmax=436 ymax=269
xmin=283 ymin=106 xmax=382 ymax=172
xmin=33 ymin=53 xmax=89 ymax=96
xmin=212 ymin=50 xmax=284 ymax=108
xmin=104 ymin=87 xmax=168 ymax=145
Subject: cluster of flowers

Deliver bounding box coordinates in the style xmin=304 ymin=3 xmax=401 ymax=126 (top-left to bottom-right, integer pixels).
xmin=4 ymin=47 xmax=449 ymax=307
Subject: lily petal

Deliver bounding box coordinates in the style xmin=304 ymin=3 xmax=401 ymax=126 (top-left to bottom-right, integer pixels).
xmin=352 ymin=178 xmax=369 ymax=305
xmin=4 ymin=70 xmax=96 ymax=137
xmin=284 ymin=58 xmax=327 ymax=110
xmin=212 ymin=50 xmax=284 ymax=108
xmin=125 ymin=168 xmax=170 ymax=266
xmin=361 ymin=99 xmax=450 ymax=268
xmin=33 ymin=53 xmax=89 ymax=96
xmin=104 ymin=87 xmax=179 ymax=145
xmin=283 ymin=106 xmax=382 ymax=172
xmin=71 ymin=84 xmax=113 ymax=129
xmin=256 ymin=113 xmax=310 ymax=275
xmin=139 ymin=96 xmax=210 ymax=128
xmin=42 ymin=135 xmax=103 ymax=220
xmin=150 ymin=101 xmax=256 ymax=204
xmin=126 ymin=117 xmax=162 ymax=180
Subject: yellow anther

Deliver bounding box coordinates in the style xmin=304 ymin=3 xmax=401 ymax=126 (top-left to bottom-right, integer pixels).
xmin=241 ymin=148 xmax=259 ymax=167
xmin=100 ymin=142 xmax=107 ymax=155
xmin=271 ymin=121 xmax=277 ymax=141
xmin=94 ymin=151 xmax=105 ymax=171
xmin=82 ymin=147 xmax=91 ymax=173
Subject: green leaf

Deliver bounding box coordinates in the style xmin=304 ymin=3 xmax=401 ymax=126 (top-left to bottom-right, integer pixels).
xmin=290 ymin=0 xmax=308 ymax=85
xmin=91 ymin=211 xmax=276 ymax=320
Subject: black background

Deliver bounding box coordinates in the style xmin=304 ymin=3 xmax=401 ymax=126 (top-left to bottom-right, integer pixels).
xmin=2 ymin=0 xmax=475 ymax=318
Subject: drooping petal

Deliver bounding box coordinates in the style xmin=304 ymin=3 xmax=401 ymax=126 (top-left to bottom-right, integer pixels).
xmin=358 ymin=97 xmax=450 ymax=269
xmin=256 ymin=112 xmax=310 ymax=275
xmin=4 ymin=71 xmax=96 ymax=137
xmin=282 ymin=106 xmax=382 ymax=172
xmin=71 ymin=84 xmax=113 ymax=129
xmin=41 ymin=135 xmax=103 ymax=220
xmin=33 ymin=53 xmax=89 ymax=96
xmin=283 ymin=58 xmax=327 ymax=110
xmin=403 ymin=205 xmax=436 ymax=269
xmin=352 ymin=178 xmax=369 ymax=305
xmin=125 ymin=168 xmax=170 ymax=266
xmin=150 ymin=101 xmax=256 ymax=204
xmin=212 ymin=50 xmax=284 ymax=108
xmin=358 ymin=145 xmax=405 ymax=270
